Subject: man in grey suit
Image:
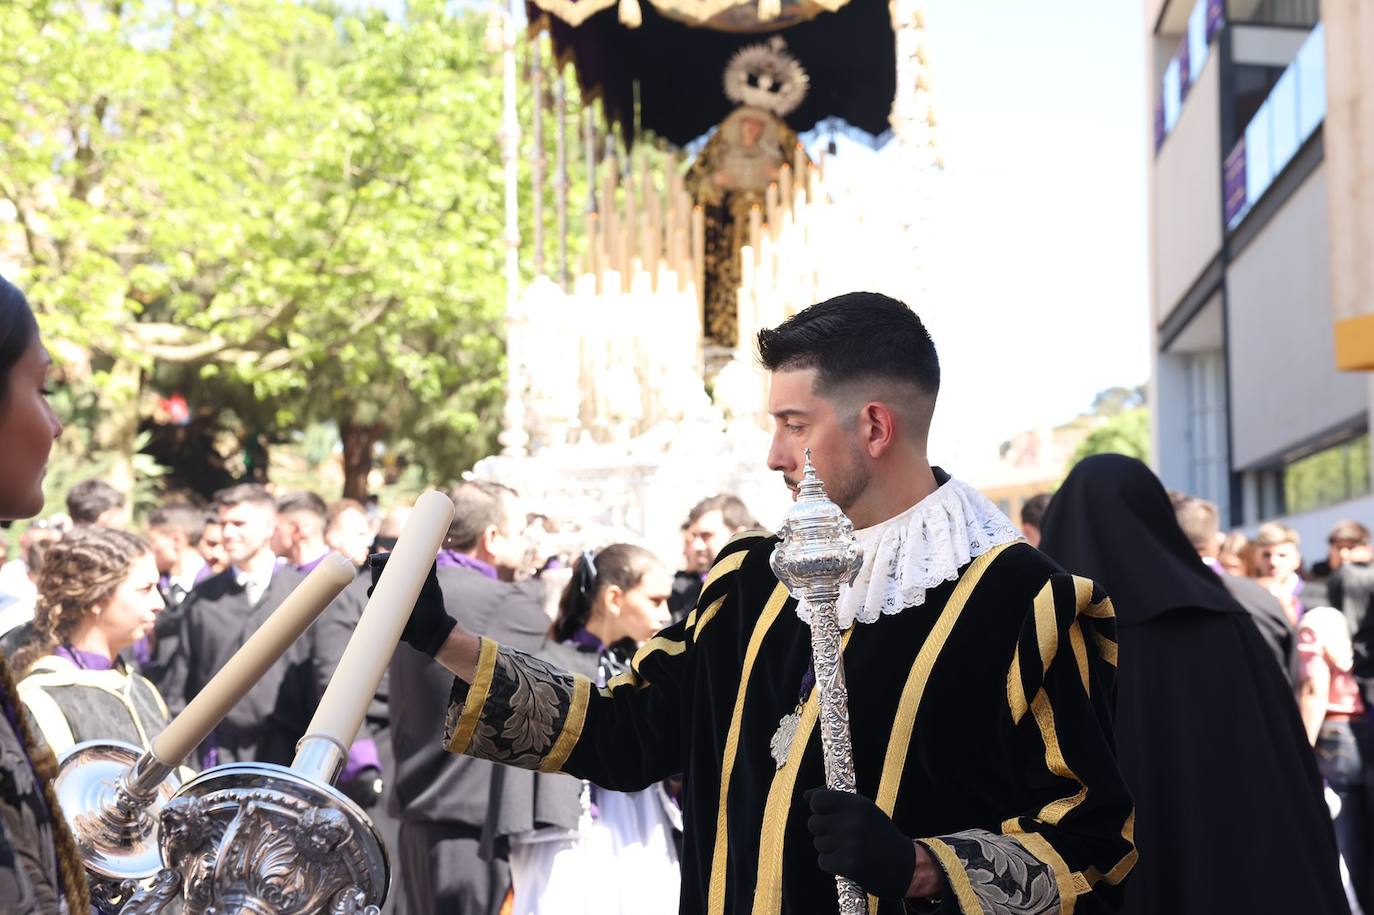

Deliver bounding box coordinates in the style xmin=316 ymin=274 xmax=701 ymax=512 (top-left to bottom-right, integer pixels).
xmin=385 ymin=480 xmax=549 ymax=915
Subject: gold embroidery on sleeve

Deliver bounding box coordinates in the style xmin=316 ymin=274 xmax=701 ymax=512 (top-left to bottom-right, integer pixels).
xmin=540 ymin=675 xmax=591 ymax=773
xmin=445 ymin=637 xmax=499 ymax=754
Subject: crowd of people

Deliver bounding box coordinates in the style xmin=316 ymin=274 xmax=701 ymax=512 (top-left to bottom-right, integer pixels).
xmin=1015 ymin=482 xmax=1374 ymax=913
xmin=0 ymin=453 xmax=761 ymax=914
xmin=3 ymin=274 xmax=1370 ymax=915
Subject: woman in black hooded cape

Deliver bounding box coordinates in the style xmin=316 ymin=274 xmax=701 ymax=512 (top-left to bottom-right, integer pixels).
xmin=1040 ymin=454 xmax=1348 ymax=915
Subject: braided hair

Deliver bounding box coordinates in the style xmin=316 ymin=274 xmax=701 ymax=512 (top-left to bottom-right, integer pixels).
xmin=552 ymin=543 xmax=660 ymax=643
xmin=11 ymin=525 xmax=150 ymax=673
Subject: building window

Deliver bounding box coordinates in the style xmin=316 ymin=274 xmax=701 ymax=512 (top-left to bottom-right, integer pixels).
xmin=1282 ymin=434 xmax=1372 ymax=515
xmin=1185 ymin=351 xmax=1230 ymax=517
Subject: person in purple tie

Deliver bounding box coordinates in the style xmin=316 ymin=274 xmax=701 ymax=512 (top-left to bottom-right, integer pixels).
xmin=13 ymin=526 xmax=175 ymax=763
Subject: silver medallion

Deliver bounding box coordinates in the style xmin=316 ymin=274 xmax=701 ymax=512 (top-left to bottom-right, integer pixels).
xmin=770 ymin=707 xmax=802 ymax=769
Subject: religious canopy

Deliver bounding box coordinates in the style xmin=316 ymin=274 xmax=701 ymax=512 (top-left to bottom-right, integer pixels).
xmin=533 ymin=0 xmax=897 ymax=148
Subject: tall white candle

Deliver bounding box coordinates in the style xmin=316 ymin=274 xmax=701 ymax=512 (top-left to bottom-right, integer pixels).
xmin=299 ymin=490 xmax=455 ymax=755
xmin=150 ymin=553 xmax=355 ymax=767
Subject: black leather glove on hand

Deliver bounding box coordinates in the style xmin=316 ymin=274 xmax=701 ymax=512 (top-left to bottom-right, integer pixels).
xmin=369 ymin=554 xmax=457 ymax=658
xmin=806 ymin=788 xmax=917 ymax=900
xmin=338 ymin=766 xmax=384 ymax=810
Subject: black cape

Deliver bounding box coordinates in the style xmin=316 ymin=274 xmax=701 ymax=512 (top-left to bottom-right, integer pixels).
xmin=1040 ymin=454 xmax=1347 ymax=915
xmin=442 ymin=528 xmax=1136 ymax=914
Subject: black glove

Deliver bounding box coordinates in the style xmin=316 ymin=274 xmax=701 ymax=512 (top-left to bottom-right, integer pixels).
xmin=337 ymin=765 xmax=384 ymax=810
xmin=806 ymin=788 xmax=917 ymax=900
xmin=369 ymin=554 xmax=457 ymax=658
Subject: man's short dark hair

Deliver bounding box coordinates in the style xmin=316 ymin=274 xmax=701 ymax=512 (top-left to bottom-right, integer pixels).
xmin=66 ymin=479 xmax=126 ymax=525
xmin=687 ymin=494 xmax=759 ymax=532
xmin=756 ymin=292 xmax=940 ymax=400
xmin=446 ymin=480 xmax=517 ymax=553
xmin=214 ymin=483 xmax=275 ymax=512
xmin=1329 ymin=519 xmax=1371 ymax=546
xmin=1020 ymin=493 xmax=1053 ymax=530
xmin=276 ymin=490 xmax=328 ymax=521
xmin=148 ymin=503 xmax=207 ymax=545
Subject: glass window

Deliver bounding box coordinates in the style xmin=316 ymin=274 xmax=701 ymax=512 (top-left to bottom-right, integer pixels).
xmin=1188 ymin=0 xmax=1209 ymax=83
xmin=1163 ymin=58 xmax=1182 ymax=132
xmin=1283 ymin=434 xmax=1373 ymax=516
xmin=1296 ymin=24 xmax=1326 ymax=140
xmin=1245 ymin=104 xmax=1272 ymax=206
xmin=1269 ymin=67 xmax=1299 ymax=171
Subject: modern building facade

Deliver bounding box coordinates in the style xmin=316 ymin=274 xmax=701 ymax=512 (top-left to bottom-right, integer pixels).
xmin=1147 ymin=0 xmax=1374 ymax=549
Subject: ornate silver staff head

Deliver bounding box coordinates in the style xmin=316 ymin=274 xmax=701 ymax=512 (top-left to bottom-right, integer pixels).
xmin=770 ymin=449 xmax=864 ymax=602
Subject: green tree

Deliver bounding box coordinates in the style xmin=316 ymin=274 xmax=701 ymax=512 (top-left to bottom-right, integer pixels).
xmin=1071 ymin=407 xmax=1151 ymax=466
xmin=1 ymin=0 xmax=516 ymax=498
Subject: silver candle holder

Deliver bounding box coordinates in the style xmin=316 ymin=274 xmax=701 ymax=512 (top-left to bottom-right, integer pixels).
xmin=117 ymin=735 xmax=389 ymax=914
xmin=52 ymin=740 xmax=181 ymax=912
xmin=770 ymin=449 xmax=866 ymax=915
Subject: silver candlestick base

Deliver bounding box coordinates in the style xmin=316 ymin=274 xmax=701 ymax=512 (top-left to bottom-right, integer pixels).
xmin=770 ymin=449 xmax=866 ymax=915
xmin=119 ymin=743 xmax=389 ymax=914
xmin=118 ymin=736 xmax=390 ymax=912
xmin=52 ymin=740 xmax=181 ymax=912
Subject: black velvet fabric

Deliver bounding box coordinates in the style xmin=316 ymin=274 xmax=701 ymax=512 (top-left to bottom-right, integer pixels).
xmin=1040 ymin=455 xmax=1349 ymax=915
xmin=537 ymin=0 xmax=897 ymax=147
xmin=549 ymin=534 xmax=1134 ymax=913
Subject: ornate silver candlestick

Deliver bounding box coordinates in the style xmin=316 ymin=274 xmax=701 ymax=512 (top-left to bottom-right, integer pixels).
xmin=770 ymin=449 xmax=866 ymax=915
xmin=52 ymin=741 xmax=181 ymax=912
xmin=117 ymin=740 xmax=389 ymax=914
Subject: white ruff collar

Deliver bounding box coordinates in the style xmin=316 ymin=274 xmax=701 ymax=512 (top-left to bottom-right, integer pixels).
xmin=796 ymin=477 xmax=1022 ymax=629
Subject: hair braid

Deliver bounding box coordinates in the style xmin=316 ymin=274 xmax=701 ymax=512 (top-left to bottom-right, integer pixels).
xmin=11 ymin=526 xmax=149 ymax=673
xmin=0 ymin=651 xmax=92 ymax=912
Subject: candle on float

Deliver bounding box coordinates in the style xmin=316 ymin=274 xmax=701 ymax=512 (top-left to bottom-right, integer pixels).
xmin=298 ymin=490 xmax=455 ymax=755
xmin=150 ymin=553 xmax=355 ymax=767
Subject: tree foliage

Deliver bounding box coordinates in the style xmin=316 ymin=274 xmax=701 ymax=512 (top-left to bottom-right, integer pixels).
xmin=1071 ymin=407 xmax=1151 ymax=467
xmin=1 ymin=0 xmax=515 ymax=498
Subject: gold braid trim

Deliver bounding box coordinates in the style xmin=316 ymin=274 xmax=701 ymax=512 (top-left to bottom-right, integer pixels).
xmin=0 ymin=650 xmax=91 ymax=913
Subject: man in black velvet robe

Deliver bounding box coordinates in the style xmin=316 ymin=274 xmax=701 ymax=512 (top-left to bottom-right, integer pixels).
xmin=394 ymin=293 xmax=1136 ymax=913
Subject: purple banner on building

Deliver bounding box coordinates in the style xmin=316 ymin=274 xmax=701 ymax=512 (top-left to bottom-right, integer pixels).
xmin=1224 ymin=138 xmax=1248 ymax=226
xmin=1154 ymin=97 xmax=1167 ymax=152
xmin=1205 ymin=0 xmax=1225 ymax=43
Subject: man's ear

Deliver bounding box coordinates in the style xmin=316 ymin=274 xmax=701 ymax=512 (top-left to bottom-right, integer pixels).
xmin=477 ymin=525 xmax=500 ymax=560
xmin=860 ymin=401 xmax=899 ymax=458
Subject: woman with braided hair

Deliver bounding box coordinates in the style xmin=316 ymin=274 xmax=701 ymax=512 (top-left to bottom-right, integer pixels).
xmin=504 ymin=543 xmax=681 ymax=915
xmin=0 ymin=274 xmax=91 ymax=914
xmin=13 ymin=526 xmax=174 ymax=762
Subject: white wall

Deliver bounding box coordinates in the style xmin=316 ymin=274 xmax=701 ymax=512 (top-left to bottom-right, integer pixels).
xmin=1153 ymin=54 xmax=1223 ymax=321
xmin=1227 ymin=162 xmax=1368 ymax=467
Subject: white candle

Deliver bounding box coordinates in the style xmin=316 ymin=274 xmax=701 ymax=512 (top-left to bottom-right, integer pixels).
xmin=299 ymin=490 xmax=455 ymax=754
xmin=150 ymin=553 xmax=355 ymax=767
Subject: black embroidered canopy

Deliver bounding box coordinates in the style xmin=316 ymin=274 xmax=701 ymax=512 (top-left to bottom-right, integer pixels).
xmin=533 ymin=0 xmax=897 ymax=148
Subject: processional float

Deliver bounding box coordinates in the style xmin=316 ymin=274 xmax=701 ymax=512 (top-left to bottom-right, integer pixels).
xmin=55 ymin=491 xmax=456 ymax=914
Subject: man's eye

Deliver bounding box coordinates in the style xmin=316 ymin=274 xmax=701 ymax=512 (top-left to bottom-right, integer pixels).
xmin=786 ymin=424 xmax=803 ymax=434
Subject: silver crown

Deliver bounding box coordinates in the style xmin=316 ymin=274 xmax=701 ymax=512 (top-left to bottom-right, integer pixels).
xmin=723 ymin=38 xmax=809 ymax=117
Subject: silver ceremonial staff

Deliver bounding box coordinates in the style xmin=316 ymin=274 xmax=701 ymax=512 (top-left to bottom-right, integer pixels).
xmin=770 ymin=449 xmax=866 ymax=915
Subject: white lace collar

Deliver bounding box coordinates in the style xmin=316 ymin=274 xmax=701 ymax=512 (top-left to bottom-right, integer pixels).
xmin=796 ymin=476 xmax=1022 ymax=629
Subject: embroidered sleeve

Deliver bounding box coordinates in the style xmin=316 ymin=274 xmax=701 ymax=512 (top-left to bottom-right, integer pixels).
xmin=443 ymin=532 xmax=767 ymax=788
xmin=923 ymin=574 xmax=1135 ymax=915
xmin=920 ymin=830 xmax=1059 ymax=915
xmin=443 ymin=639 xmax=591 ymax=773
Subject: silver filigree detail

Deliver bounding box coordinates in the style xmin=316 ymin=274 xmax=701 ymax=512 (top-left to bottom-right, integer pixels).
xmin=117 ymin=868 xmax=183 ymax=914
xmin=770 ymin=449 xmax=866 ymax=915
